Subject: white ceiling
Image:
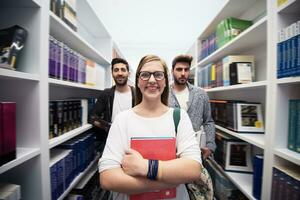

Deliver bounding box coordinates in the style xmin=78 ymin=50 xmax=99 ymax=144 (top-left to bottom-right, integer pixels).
xmin=88 ymin=0 xmax=224 ymax=70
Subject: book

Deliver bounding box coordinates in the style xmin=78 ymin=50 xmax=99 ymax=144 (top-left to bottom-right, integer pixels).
xmin=229 ymin=62 xmax=253 ymax=85
xmin=130 ymin=137 xmax=176 ymax=200
xmin=0 ymin=102 xmax=16 ymax=166
xmin=0 ymin=25 xmax=27 ymax=70
xmin=252 ymin=155 xmax=263 ymax=199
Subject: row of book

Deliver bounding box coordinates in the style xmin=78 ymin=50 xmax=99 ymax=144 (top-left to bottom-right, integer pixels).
xmin=198 ymin=17 xmax=252 ymax=61
xmin=0 ymin=102 xmax=16 ymax=167
xmin=210 ymin=100 xmax=264 ymax=133
xmin=0 ymin=25 xmax=27 ymax=70
xmin=198 ymin=32 xmax=217 ymax=61
xmin=0 ymin=183 xmax=21 ymax=200
xmin=271 ymin=167 xmax=300 ymax=200
xmin=49 ymin=36 xmax=105 ymax=87
xmin=50 ymin=0 xmax=77 ymax=31
xmin=49 ymin=99 xmax=88 ymax=139
xmin=197 ymin=55 xmax=255 ymax=89
xmin=277 ymin=20 xmax=300 ymax=78
xmin=287 ymin=99 xmax=300 ymax=153
xmin=50 ymin=132 xmax=96 ymax=200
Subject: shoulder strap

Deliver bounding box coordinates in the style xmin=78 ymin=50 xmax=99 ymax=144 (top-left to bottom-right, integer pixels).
xmin=173 ymin=108 xmax=181 ymax=136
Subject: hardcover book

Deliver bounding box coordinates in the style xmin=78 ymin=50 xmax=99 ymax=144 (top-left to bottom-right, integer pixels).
xmin=0 ymin=25 xmax=27 ymax=70
xmin=130 ymin=137 xmax=177 ymax=200
xmin=229 ymin=62 xmax=253 ymax=85
xmin=0 ymin=102 xmax=16 ymax=166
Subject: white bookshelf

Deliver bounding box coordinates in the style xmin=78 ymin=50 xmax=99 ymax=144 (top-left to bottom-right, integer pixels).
xmin=49 ymin=124 xmax=93 ymax=149
xmin=0 ymin=68 xmax=40 ymax=82
xmin=49 ymin=78 xmax=102 ymax=91
xmin=0 ymin=0 xmax=119 ymax=199
xmin=215 ymin=125 xmax=265 ymax=149
xmin=187 ymin=0 xmax=300 ymax=199
xmin=205 ymin=81 xmax=267 ymax=93
xmin=0 ymin=148 xmax=40 ymax=174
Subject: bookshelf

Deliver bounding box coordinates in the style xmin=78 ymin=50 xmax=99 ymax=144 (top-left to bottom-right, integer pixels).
xmin=187 ymin=0 xmax=300 ymax=199
xmin=0 ymin=0 xmax=121 ymax=199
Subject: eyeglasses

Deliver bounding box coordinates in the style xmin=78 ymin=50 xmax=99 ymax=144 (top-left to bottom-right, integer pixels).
xmin=139 ymin=71 xmax=165 ymax=81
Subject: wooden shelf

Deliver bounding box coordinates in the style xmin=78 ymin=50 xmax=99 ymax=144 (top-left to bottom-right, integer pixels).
xmin=57 ymin=154 xmax=100 ymax=200
xmin=0 ymin=148 xmax=40 ymax=174
xmin=205 ymin=81 xmax=267 ymax=93
xmin=49 ymin=124 xmax=92 ymax=149
xmin=216 ymin=125 xmax=265 ymax=149
xmin=198 ymin=17 xmax=267 ymax=67
xmin=49 ymin=12 xmax=110 ymax=66
xmin=0 ymin=68 xmax=39 ymax=82
xmin=274 ymin=148 xmax=300 ymax=166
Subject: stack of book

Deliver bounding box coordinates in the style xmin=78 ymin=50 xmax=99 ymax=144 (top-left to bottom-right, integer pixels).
xmin=0 ymin=102 xmax=16 ymax=166
xmin=277 ymin=20 xmax=300 ymax=78
xmin=50 ymin=0 xmax=78 ymax=31
xmin=210 ymin=100 xmax=264 ymax=133
xmin=271 ymin=167 xmax=300 ymax=200
xmin=50 ymin=133 xmax=96 ymax=200
xmin=197 ymin=55 xmax=255 ymax=89
xmin=49 ymin=99 xmax=88 ymax=139
xmin=216 ymin=17 xmax=252 ymax=48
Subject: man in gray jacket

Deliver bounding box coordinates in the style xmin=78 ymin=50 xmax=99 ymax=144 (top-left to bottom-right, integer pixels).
xmin=169 ymin=54 xmax=216 ymax=159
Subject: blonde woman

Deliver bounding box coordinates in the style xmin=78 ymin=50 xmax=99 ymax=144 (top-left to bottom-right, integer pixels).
xmin=99 ymin=55 xmax=202 ymax=200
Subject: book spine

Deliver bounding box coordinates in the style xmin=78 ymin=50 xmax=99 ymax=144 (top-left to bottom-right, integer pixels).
xmin=63 ymin=45 xmax=69 ymax=80
xmin=296 ymin=100 xmax=300 ymax=153
xmin=288 ymin=100 xmax=297 ymax=151
xmin=253 ymin=155 xmax=263 ymax=199
xmin=49 ymin=36 xmax=56 ymax=78
xmin=49 ymin=101 xmax=54 ymax=139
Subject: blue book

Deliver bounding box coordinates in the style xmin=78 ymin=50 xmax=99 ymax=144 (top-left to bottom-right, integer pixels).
xmin=252 ymin=154 xmax=263 ymax=199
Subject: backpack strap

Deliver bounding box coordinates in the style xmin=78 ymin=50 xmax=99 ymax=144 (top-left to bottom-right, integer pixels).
xmin=173 ymin=108 xmax=181 ymax=136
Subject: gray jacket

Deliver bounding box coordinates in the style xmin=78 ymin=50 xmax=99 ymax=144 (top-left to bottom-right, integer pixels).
xmin=169 ymin=82 xmax=216 ymax=151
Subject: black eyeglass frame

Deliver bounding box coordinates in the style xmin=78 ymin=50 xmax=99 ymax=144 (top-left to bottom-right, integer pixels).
xmin=138 ymin=71 xmax=165 ymax=81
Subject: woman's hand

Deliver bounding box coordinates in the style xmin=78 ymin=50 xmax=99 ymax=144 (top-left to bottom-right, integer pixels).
xmin=122 ymin=149 xmax=148 ymax=177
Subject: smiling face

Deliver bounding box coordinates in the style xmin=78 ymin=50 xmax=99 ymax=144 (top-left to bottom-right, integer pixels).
xmin=112 ymin=63 xmax=129 ymax=86
xmin=137 ymin=60 xmax=166 ymax=101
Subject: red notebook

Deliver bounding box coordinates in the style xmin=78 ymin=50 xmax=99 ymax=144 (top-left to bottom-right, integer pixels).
xmin=130 ymin=137 xmax=177 ymax=200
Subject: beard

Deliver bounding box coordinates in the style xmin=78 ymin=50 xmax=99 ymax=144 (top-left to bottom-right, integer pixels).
xmin=174 ymin=77 xmax=187 ymax=85
xmin=114 ymin=76 xmax=128 ymax=86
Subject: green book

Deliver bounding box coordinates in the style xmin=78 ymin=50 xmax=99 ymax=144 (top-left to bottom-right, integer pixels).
xmin=227 ymin=17 xmax=252 ymax=42
xmin=287 ymin=100 xmax=297 ymax=151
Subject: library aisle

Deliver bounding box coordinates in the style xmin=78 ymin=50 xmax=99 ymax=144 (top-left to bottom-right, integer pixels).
xmin=0 ymin=0 xmax=299 ymax=200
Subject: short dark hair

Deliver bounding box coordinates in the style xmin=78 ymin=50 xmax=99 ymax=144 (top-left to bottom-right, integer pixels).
xmin=172 ymin=54 xmax=193 ymax=70
xmin=111 ymin=58 xmax=129 ymax=71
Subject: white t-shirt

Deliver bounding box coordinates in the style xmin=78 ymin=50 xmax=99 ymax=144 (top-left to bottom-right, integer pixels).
xmin=99 ymin=108 xmax=201 ymax=200
xmin=174 ymin=87 xmax=189 ymax=111
xmin=111 ymin=90 xmax=132 ymax=122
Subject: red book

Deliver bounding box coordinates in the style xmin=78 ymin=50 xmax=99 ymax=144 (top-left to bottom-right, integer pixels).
xmin=130 ymin=137 xmax=176 ymax=200
xmin=0 ymin=102 xmax=16 ymax=166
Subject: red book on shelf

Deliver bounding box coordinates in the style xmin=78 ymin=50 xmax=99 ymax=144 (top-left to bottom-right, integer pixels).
xmin=130 ymin=137 xmax=176 ymax=200
xmin=0 ymin=102 xmax=16 ymax=166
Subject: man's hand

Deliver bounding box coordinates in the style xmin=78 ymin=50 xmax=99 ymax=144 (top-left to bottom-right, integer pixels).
xmin=121 ymin=149 xmax=148 ymax=177
xmin=201 ymin=147 xmax=212 ymax=160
